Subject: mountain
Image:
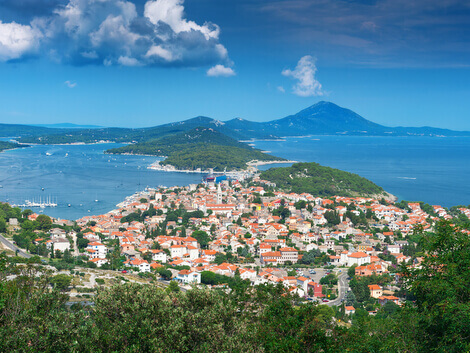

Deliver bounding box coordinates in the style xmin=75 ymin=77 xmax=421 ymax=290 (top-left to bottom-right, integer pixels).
xmin=260 ymin=101 xmax=388 ymax=135
xmin=10 ymin=101 xmax=470 ymax=144
xmin=227 ymin=101 xmax=470 ymax=137
xmin=0 ymin=123 xmax=67 ymax=138
xmin=106 ymin=127 xmax=285 ymax=171
xmin=32 ymin=123 xmax=103 ymax=129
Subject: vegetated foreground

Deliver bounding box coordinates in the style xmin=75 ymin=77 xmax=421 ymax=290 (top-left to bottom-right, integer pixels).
xmin=260 ymin=162 xmax=385 ymax=197
xmin=1 ymin=220 xmax=469 ymax=352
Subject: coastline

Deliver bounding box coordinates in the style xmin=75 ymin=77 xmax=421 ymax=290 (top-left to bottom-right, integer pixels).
xmin=147 ymin=159 xmax=298 ymax=174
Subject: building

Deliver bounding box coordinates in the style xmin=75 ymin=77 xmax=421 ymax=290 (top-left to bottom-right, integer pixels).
xmin=368 ymin=284 xmax=383 ymax=299
xmin=176 ymin=270 xmax=201 ymax=284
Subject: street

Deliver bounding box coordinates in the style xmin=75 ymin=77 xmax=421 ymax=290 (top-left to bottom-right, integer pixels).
xmin=0 ymin=234 xmax=31 ymax=258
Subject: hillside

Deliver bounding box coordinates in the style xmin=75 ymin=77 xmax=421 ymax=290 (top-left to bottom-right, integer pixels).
xmin=260 ymin=162 xmax=385 ymax=197
xmin=11 ymin=101 xmax=470 ymax=144
xmin=0 ymin=141 xmax=28 ymax=153
xmin=106 ymin=127 xmax=285 ymax=171
xmin=257 ymin=101 xmax=388 ymax=136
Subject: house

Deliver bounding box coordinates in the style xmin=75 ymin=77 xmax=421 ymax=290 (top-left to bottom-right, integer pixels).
xmin=150 ymin=249 xmax=167 ymax=263
xmin=86 ymin=241 xmax=107 ymax=259
xmin=368 ymin=284 xmax=383 ymax=299
xmin=47 ymin=238 xmax=71 ymax=253
xmin=89 ymin=258 xmax=109 ymax=267
xmin=126 ymin=258 xmax=150 ymax=272
xmin=347 ymin=252 xmax=370 ymax=267
xmin=345 ymin=306 xmax=356 ymax=315
xmin=307 ymin=281 xmax=324 ymax=297
xmin=176 ymin=270 xmax=201 ymax=284
xmin=378 ymin=295 xmax=399 ymax=305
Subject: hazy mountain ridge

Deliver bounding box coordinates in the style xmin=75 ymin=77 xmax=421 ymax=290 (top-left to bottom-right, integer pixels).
xmin=4 ymin=101 xmax=470 ymax=143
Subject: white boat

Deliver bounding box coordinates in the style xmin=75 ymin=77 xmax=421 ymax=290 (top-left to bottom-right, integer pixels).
xmin=45 ymin=152 xmax=52 ymax=156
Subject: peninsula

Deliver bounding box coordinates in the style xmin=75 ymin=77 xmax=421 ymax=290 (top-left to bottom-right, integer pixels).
xmin=106 ymin=127 xmax=288 ymax=171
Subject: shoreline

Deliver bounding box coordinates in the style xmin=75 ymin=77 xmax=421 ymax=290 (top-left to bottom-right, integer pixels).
xmin=147 ymin=159 xmax=297 ymax=174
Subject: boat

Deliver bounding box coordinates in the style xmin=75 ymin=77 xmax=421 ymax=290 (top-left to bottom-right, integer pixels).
xmin=68 ymin=204 xmax=71 ymax=207
xmin=45 ymin=152 xmax=52 ymax=156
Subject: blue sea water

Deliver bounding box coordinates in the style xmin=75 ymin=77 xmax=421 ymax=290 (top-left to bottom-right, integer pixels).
xmin=0 ymin=143 xmax=203 ymax=220
xmin=254 ymin=136 xmax=470 ymax=208
xmin=0 ymin=136 xmax=469 ymax=221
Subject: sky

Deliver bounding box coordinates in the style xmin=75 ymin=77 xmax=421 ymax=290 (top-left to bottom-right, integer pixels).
xmin=0 ymin=0 xmax=470 ymax=130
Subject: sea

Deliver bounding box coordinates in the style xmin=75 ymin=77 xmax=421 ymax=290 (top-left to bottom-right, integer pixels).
xmin=0 ymin=136 xmax=469 ymax=220
xmin=0 ymin=143 xmax=202 ymax=220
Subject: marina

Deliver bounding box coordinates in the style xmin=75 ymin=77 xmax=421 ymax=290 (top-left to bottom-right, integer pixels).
xmin=11 ymin=196 xmax=58 ymax=208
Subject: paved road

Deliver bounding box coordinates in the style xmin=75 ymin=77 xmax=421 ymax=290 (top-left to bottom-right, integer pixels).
xmin=327 ymin=272 xmax=349 ymax=306
xmin=0 ymin=234 xmax=31 ymax=258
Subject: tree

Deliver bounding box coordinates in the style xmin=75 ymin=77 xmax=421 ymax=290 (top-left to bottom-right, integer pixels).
xmin=402 ymin=221 xmax=470 ymax=352
xmin=192 ymin=230 xmax=211 ymax=249
xmin=349 ymin=278 xmax=370 ymax=303
xmin=36 ymin=214 xmax=52 ymax=231
xmin=156 ymin=268 xmax=172 ymax=280
xmin=300 ymin=248 xmax=321 ymax=264
xmin=167 ymin=280 xmax=180 ymax=292
xmin=344 ymin=290 xmax=357 ymax=306
xmin=50 ymin=274 xmax=71 ymax=291
xmin=348 ymin=264 xmax=357 ymax=278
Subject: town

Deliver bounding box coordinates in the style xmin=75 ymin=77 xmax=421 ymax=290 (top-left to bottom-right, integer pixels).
xmin=2 ymin=174 xmax=469 ymax=317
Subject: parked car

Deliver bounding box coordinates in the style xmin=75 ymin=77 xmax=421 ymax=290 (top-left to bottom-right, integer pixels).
xmin=322 ymin=299 xmax=329 ymax=302
xmin=121 ymin=270 xmax=127 ymax=273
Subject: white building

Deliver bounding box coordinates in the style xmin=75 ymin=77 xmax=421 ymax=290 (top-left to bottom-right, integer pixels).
xmin=176 ymin=270 xmax=201 ymax=284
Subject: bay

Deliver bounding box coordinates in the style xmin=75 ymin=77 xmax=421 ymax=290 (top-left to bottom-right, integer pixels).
xmin=1 ymin=136 xmax=469 ymax=221
xmin=0 ymin=143 xmax=203 ymax=220
xmin=253 ymin=136 xmax=470 ymax=208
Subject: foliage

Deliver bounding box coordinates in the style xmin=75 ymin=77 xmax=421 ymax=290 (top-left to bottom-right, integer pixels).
xmin=402 ymin=221 xmax=470 ymax=352
xmin=191 ymin=230 xmax=210 ymax=249
xmin=107 ymin=127 xmax=284 ymax=171
xmin=260 ymin=162 xmax=384 ymax=197
xmin=0 ymin=141 xmax=27 ymax=153
xmin=49 ymin=274 xmax=72 ymax=291
xmin=300 ymin=248 xmax=322 ymax=264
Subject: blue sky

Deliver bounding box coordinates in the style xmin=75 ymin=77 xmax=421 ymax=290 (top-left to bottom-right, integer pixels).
xmin=0 ymin=0 xmax=470 ymax=130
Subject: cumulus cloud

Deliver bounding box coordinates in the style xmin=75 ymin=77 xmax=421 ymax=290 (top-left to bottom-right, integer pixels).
xmin=277 ymin=86 xmax=285 ymax=93
xmin=206 ymin=64 xmax=235 ymax=77
xmin=0 ymin=0 xmax=231 ymax=68
xmin=64 ymin=80 xmax=76 ymax=88
xmin=0 ymin=20 xmax=41 ymax=61
xmin=282 ymin=56 xmax=323 ymax=97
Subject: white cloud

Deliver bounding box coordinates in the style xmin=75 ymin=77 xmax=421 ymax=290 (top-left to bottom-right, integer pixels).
xmin=0 ymin=20 xmax=41 ymax=61
xmin=282 ymin=55 xmax=324 ymax=97
xmin=144 ymin=0 xmax=219 ymax=40
xmin=206 ymin=64 xmax=235 ymax=77
xmin=145 ymin=45 xmax=175 ymax=62
xmin=0 ymin=0 xmax=231 ymax=68
xmin=277 ymin=86 xmax=285 ymax=93
xmin=64 ymin=80 xmax=76 ymax=88
xmin=118 ymin=56 xmax=141 ymax=66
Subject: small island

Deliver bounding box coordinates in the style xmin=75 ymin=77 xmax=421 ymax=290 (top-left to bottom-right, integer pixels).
xmin=106 ymin=127 xmax=289 ymax=172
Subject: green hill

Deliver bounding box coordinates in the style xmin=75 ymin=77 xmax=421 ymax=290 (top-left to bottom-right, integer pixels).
xmin=106 ymin=127 xmax=285 ymax=171
xmin=0 ymin=141 xmax=27 ymax=153
xmin=260 ymin=162 xmax=385 ymax=197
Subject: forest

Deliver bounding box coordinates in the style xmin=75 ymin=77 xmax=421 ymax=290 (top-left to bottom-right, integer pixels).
xmin=107 ymin=127 xmax=285 ymax=171
xmin=0 ymin=141 xmax=27 ymax=153
xmin=260 ymin=162 xmax=385 ymax=197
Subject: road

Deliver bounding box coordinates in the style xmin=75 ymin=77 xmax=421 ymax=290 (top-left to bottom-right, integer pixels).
xmin=326 ymin=272 xmax=349 ymax=306
xmin=0 ymin=234 xmax=31 ymax=258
